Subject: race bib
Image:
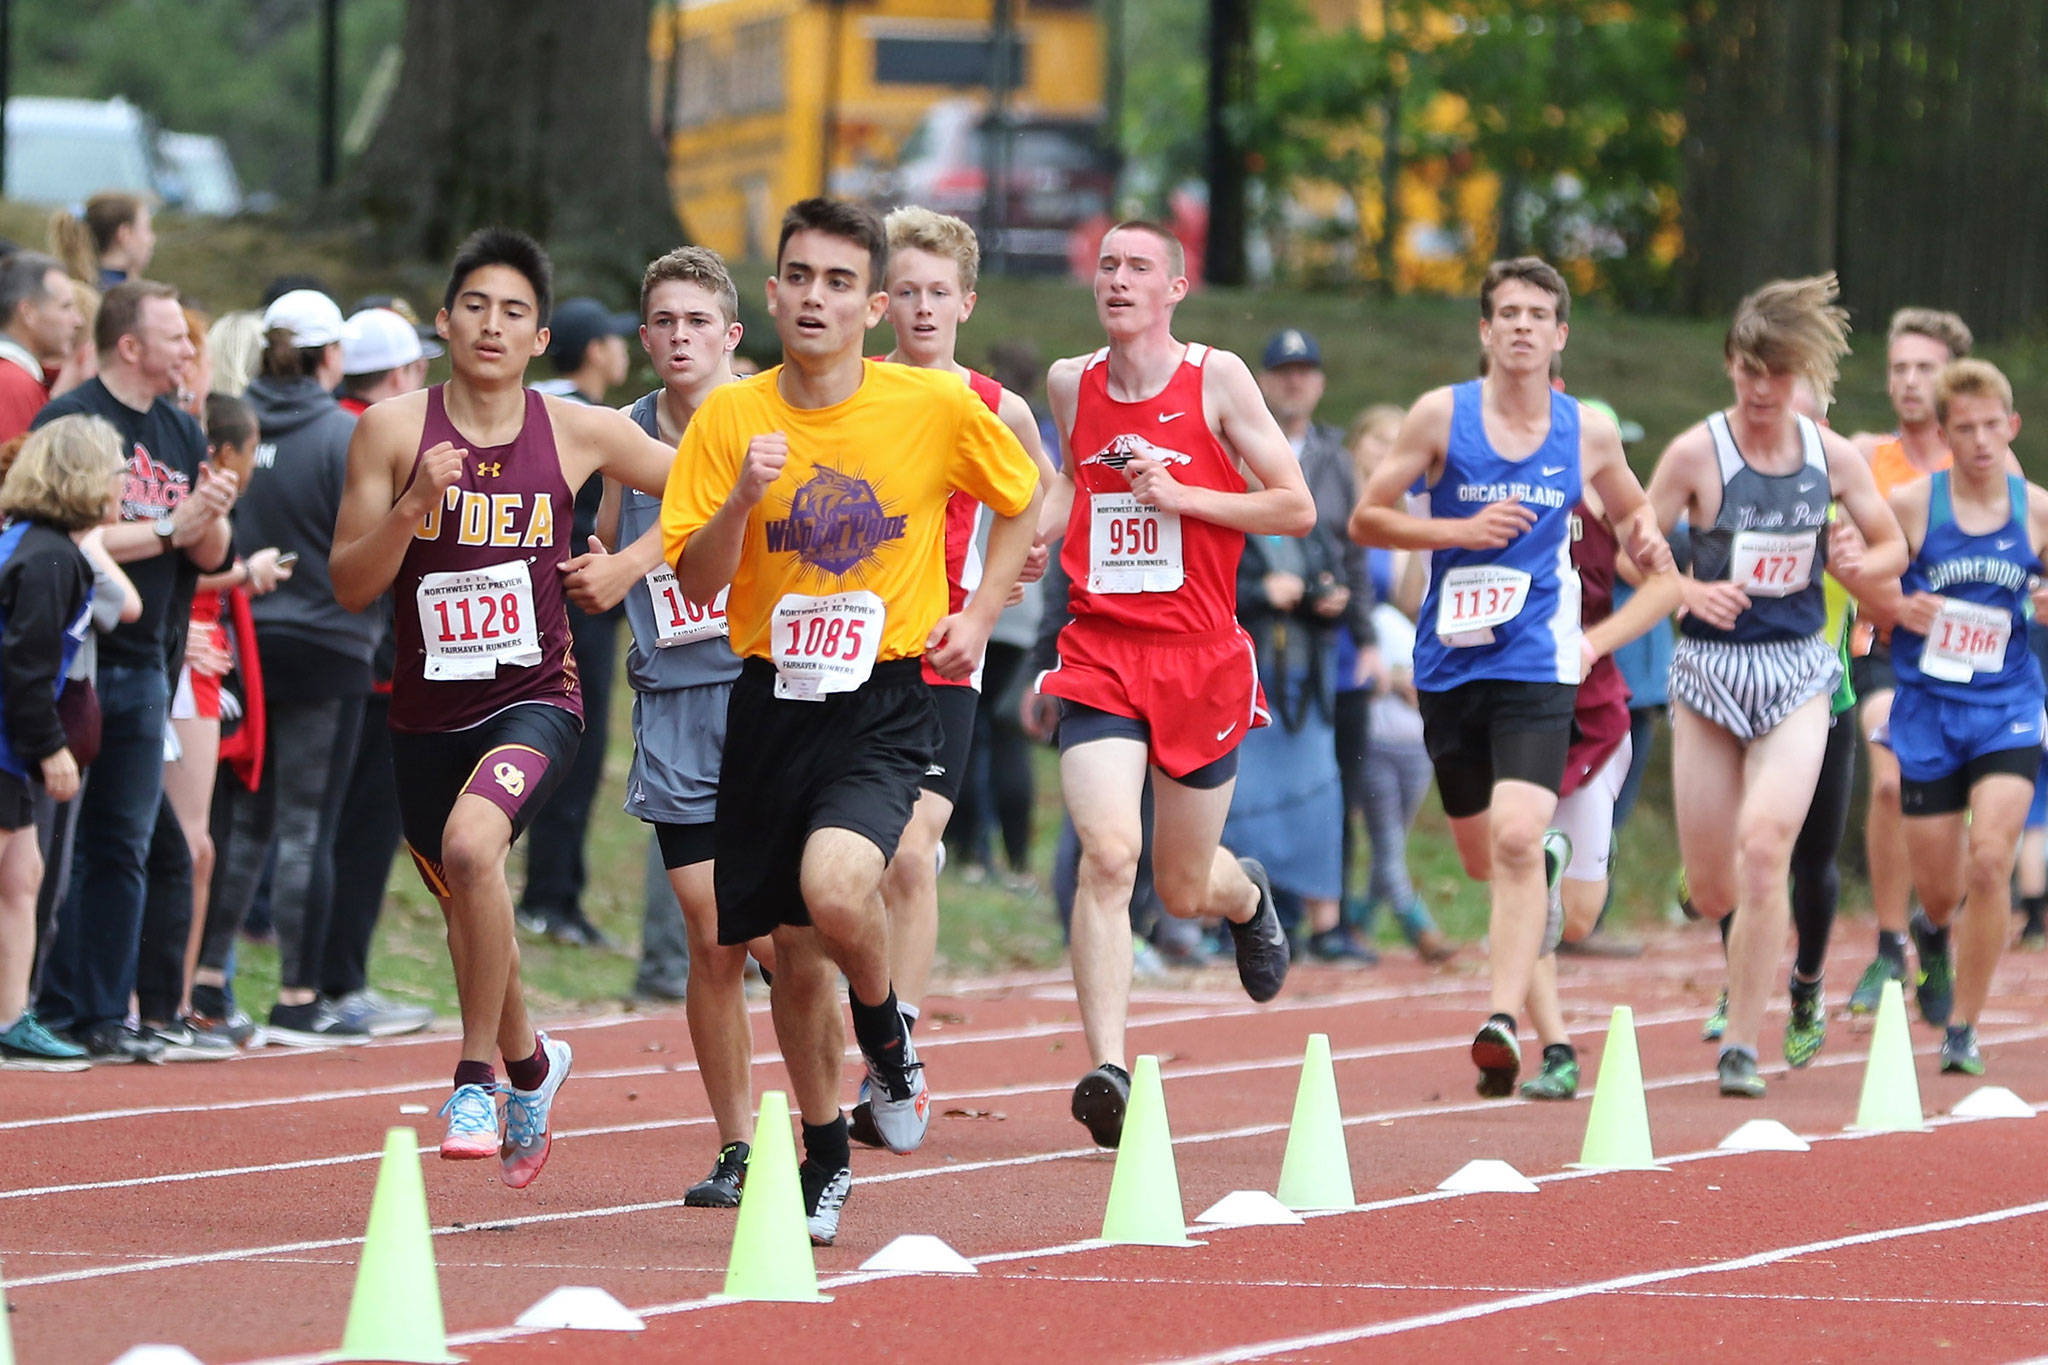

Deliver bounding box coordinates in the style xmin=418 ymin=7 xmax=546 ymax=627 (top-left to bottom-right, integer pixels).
xmin=771 ymin=590 xmax=885 ymax=701
xmin=1087 ymin=493 xmax=1184 ymax=594
xmin=1920 ymin=598 xmax=2011 ymax=683
xmin=645 ymin=566 xmax=728 ymax=648
xmin=1436 ymin=565 xmax=1531 ymax=647
xmin=416 ymin=561 xmax=541 ymax=680
xmin=1730 ymin=530 xmax=1817 ymax=598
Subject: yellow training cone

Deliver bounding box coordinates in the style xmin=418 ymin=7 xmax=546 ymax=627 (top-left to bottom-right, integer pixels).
xmin=336 ymin=1128 xmax=460 ymax=1363
xmin=1849 ymin=979 xmax=1927 ymax=1133
xmin=1570 ymin=1006 xmax=1660 ymax=1170
xmin=1276 ymin=1033 xmax=1355 ymax=1210
xmin=1100 ymin=1055 xmax=1196 ymax=1246
xmin=722 ymin=1091 xmax=829 ymax=1302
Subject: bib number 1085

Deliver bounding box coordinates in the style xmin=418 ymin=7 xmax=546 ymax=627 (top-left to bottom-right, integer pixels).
xmin=784 ymin=611 xmax=868 ymax=662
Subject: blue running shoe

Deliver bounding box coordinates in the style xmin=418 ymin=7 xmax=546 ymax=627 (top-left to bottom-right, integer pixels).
xmin=438 ymin=1082 xmax=501 ymax=1160
xmin=500 ymin=1033 xmax=573 ymax=1188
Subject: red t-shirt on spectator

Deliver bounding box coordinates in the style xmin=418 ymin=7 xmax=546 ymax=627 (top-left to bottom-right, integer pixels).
xmin=0 ymin=360 xmax=53 ymax=442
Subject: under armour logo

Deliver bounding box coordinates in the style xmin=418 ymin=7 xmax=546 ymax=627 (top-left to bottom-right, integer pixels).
xmin=476 ymin=460 xmax=504 ymax=478
xmin=493 ymin=761 xmax=526 ymax=796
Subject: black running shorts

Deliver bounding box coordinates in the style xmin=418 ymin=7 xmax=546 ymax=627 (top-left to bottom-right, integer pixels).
xmin=713 ymin=657 xmax=940 ymax=945
xmin=918 ymin=681 xmax=981 ymax=804
xmin=1417 ymin=679 xmax=1576 ymax=819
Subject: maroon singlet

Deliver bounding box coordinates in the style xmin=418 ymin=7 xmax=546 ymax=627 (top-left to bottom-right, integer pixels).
xmin=1561 ymin=498 xmax=1631 ymax=796
xmin=389 ymin=385 xmax=581 ymax=733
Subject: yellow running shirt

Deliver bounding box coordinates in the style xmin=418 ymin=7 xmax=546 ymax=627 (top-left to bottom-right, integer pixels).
xmin=662 ymin=360 xmax=1038 ymax=664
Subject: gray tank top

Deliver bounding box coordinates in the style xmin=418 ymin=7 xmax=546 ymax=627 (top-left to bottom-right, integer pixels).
xmin=620 ymin=391 xmax=743 ymax=691
xmin=1680 ymin=410 xmax=1829 ymax=644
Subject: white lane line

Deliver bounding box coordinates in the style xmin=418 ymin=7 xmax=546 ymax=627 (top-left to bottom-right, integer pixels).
xmin=13 ymin=1020 xmax=2041 ymax=1294
xmin=0 ymin=976 xmax=1508 ymax=1134
xmin=1164 ymin=1197 xmax=2048 ymax=1363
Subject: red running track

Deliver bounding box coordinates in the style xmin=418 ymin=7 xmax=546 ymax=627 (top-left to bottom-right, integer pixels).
xmin=3 ymin=926 xmax=2047 ymax=1364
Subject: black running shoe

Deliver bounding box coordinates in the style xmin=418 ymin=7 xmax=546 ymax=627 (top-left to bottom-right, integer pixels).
xmin=1471 ymin=1016 xmax=1520 ymax=1098
xmin=1071 ymin=1062 xmax=1131 ymax=1149
xmin=73 ymin=1021 xmax=165 ymax=1065
xmin=1229 ymin=858 xmax=1291 ymax=1003
xmin=684 ymin=1140 xmax=749 ymax=1208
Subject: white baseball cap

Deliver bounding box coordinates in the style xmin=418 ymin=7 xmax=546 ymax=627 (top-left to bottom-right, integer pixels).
xmin=262 ymin=289 xmax=353 ymax=349
xmin=342 ymin=307 xmax=439 ymax=375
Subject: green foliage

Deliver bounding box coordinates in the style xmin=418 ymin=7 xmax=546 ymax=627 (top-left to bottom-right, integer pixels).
xmin=12 ymin=0 xmax=405 ymax=203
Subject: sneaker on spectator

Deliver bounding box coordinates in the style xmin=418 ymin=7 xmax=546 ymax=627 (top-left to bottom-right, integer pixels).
xmin=142 ymin=1018 xmax=239 ymax=1062
xmin=70 ymin=1020 xmax=165 ymax=1065
xmin=0 ymin=1011 xmax=89 ymax=1067
xmin=330 ymin=989 xmax=434 ymax=1037
xmin=266 ymin=999 xmax=371 ymax=1048
xmin=190 ymin=1009 xmax=265 ymax=1048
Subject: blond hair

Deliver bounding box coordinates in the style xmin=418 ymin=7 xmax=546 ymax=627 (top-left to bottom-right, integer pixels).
xmin=0 ymin=415 xmax=126 ymax=531
xmin=1346 ymin=403 xmax=1405 ymax=455
xmin=1934 ymin=358 xmax=2014 ymax=425
xmin=1725 ymin=273 xmax=1852 ymax=404
xmin=207 ymin=311 xmax=265 ymax=396
xmin=1889 ymin=307 xmax=1972 ymax=361
xmin=885 ymin=206 xmax=981 ymax=294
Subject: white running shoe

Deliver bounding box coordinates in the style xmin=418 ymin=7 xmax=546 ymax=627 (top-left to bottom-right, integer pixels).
xmin=499 ymin=1033 xmax=573 ymax=1188
xmin=862 ymin=1030 xmax=931 ymax=1154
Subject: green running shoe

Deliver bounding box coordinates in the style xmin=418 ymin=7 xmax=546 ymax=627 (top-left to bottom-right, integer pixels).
xmin=1940 ymin=1023 xmax=1984 ymax=1076
xmin=1701 ymin=989 xmax=1728 ymax=1042
xmin=1540 ymin=829 xmax=1572 ymax=953
xmin=1717 ymin=1048 xmax=1765 ymax=1098
xmin=1518 ymin=1050 xmax=1579 ymax=1100
xmin=1847 ymin=955 xmax=1902 ymax=1016
xmin=1783 ymin=986 xmax=1827 ymax=1067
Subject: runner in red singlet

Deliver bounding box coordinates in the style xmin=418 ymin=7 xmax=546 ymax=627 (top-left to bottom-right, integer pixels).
xmin=330 ymin=229 xmax=678 ymax=1187
xmin=1036 ymin=221 xmax=1314 ymax=1148
xmin=844 ymin=208 xmax=1057 ymax=1149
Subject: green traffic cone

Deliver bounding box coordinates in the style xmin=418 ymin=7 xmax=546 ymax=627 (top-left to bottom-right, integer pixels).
xmin=1100 ymin=1055 xmax=1195 ymax=1246
xmin=1850 ymin=979 xmax=1926 ymax=1132
xmin=1573 ymin=1006 xmax=1659 ymax=1170
xmin=722 ymin=1091 xmax=829 ymax=1302
xmin=1276 ymin=1034 xmax=1355 ymax=1210
xmin=336 ymin=1128 xmax=460 ymax=1363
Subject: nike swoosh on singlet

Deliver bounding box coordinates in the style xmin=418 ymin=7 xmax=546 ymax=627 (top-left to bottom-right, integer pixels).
xmin=1541 ymin=465 xmax=1565 ymax=476
xmin=1158 ymin=411 xmax=1184 ymax=422
xmin=1798 ymin=481 xmax=1818 ymax=493
xmin=1998 ymin=539 xmax=2017 ymax=550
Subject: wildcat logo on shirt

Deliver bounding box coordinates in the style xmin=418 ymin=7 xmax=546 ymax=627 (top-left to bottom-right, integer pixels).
xmin=1081 ymin=433 xmax=1194 ymax=474
xmin=764 ymin=465 xmax=907 ymax=577
xmin=120 ymin=446 xmax=189 ymax=520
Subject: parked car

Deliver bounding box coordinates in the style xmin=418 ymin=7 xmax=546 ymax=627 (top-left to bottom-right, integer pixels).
xmin=156 ymin=132 xmax=247 ymax=216
xmin=4 ymin=95 xmax=245 ymax=214
xmin=873 ymin=99 xmax=1116 ymax=276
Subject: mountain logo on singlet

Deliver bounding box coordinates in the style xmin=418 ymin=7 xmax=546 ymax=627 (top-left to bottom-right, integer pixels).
xmin=1082 ymin=432 xmax=1194 ymax=473
xmin=764 ymin=465 xmax=908 ymax=577
xmin=120 ymin=446 xmax=189 ymax=521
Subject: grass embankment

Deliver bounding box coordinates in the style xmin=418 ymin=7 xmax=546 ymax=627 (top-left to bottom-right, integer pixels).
xmin=14 ymin=204 xmax=2043 ymax=1017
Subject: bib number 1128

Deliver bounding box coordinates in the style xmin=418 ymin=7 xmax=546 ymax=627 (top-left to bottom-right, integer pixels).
xmin=433 ymin=591 xmax=521 ymax=643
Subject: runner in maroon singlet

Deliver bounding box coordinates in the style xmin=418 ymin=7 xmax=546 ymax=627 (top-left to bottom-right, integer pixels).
xmin=1036 ymin=221 xmax=1315 ymax=1148
xmin=331 ymin=229 xmax=678 ymax=1187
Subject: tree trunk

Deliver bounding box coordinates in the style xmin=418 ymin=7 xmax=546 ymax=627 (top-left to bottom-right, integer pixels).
xmin=346 ymin=0 xmax=680 ymax=294
xmin=1204 ymin=0 xmax=1252 ymax=286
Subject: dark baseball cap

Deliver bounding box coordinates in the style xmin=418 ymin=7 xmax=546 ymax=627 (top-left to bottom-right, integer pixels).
xmin=1261 ymin=328 xmax=1322 ymax=370
xmin=547 ymin=296 xmax=637 ymax=366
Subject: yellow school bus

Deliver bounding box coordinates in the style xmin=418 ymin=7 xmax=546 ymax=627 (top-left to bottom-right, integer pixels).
xmin=653 ymin=0 xmax=1105 ymax=262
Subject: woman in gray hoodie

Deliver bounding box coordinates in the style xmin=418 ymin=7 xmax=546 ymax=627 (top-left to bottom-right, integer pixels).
xmin=193 ymin=290 xmax=379 ymax=1046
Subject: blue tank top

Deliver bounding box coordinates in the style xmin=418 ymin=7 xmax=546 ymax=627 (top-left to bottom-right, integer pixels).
xmin=1414 ymin=381 xmax=1583 ymax=689
xmin=620 ymin=391 xmax=742 ymax=693
xmin=1892 ymin=470 xmax=2044 ymax=704
xmin=1681 ymin=411 xmax=1830 ymax=644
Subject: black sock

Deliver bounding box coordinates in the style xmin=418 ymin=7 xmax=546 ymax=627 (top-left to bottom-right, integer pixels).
xmin=849 ymin=985 xmax=906 ymax=1064
xmin=802 ymin=1115 xmax=851 ymax=1173
xmin=454 ymin=1059 xmax=496 ymax=1091
xmin=1912 ymin=910 xmax=1950 ymax=955
xmin=191 ymin=982 xmax=229 ymax=1019
xmin=1789 ymin=971 xmax=1823 ymax=1004
xmin=2024 ymin=894 xmax=2046 ymax=933
xmin=1877 ymin=930 xmax=1907 ymax=967
xmin=899 ymin=1000 xmax=920 ymax=1036
xmin=1542 ymin=1042 xmax=1575 ymax=1066
xmin=1718 ymin=915 xmax=1732 ymax=949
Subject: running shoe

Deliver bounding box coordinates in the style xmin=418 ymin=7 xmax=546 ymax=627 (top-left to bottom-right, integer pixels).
xmin=190 ymin=1008 xmax=264 ymax=1049
xmin=1783 ymin=984 xmax=1827 ymax=1068
xmin=0 ymin=1010 xmax=87 ymax=1065
xmin=2020 ymin=922 xmax=2047 ymax=952
xmin=1674 ymin=867 xmax=1700 ymax=921
xmin=438 ymin=1082 xmax=502 ymax=1160
xmin=1847 ymin=954 xmax=1904 ymax=1015
xmin=142 ymin=1018 xmax=239 ymax=1062
xmin=500 ymin=1033 xmax=573 ymax=1188
xmin=1717 ymin=1048 xmax=1765 ymax=1098
xmin=847 ymin=1077 xmax=883 ymax=1149
xmin=800 ymin=1160 xmax=852 ymax=1246
xmin=860 ymin=1028 xmax=930 ymax=1154
xmin=72 ymin=1021 xmax=164 ymax=1065
xmin=1540 ymin=829 xmax=1572 ymax=954
xmin=329 ymin=989 xmax=434 ymax=1038
xmin=265 ymin=1000 xmax=371 ymax=1048
xmin=1306 ymin=925 xmax=1377 ymax=964
xmin=1518 ymin=1049 xmax=1579 ymax=1101
xmin=1393 ymin=899 xmax=1457 ymax=963
xmin=684 ymin=1140 xmax=749 ymax=1208
xmin=1472 ymin=1016 xmax=1521 ymax=1099
xmin=1230 ymin=857 xmax=1291 ymax=1003
xmin=1071 ymin=1062 xmax=1131 ymax=1149
xmin=1701 ymin=990 xmax=1728 ymax=1043
xmin=1940 ymin=1023 xmax=1984 ymax=1076
xmin=1910 ymin=915 xmax=1954 ymax=1027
